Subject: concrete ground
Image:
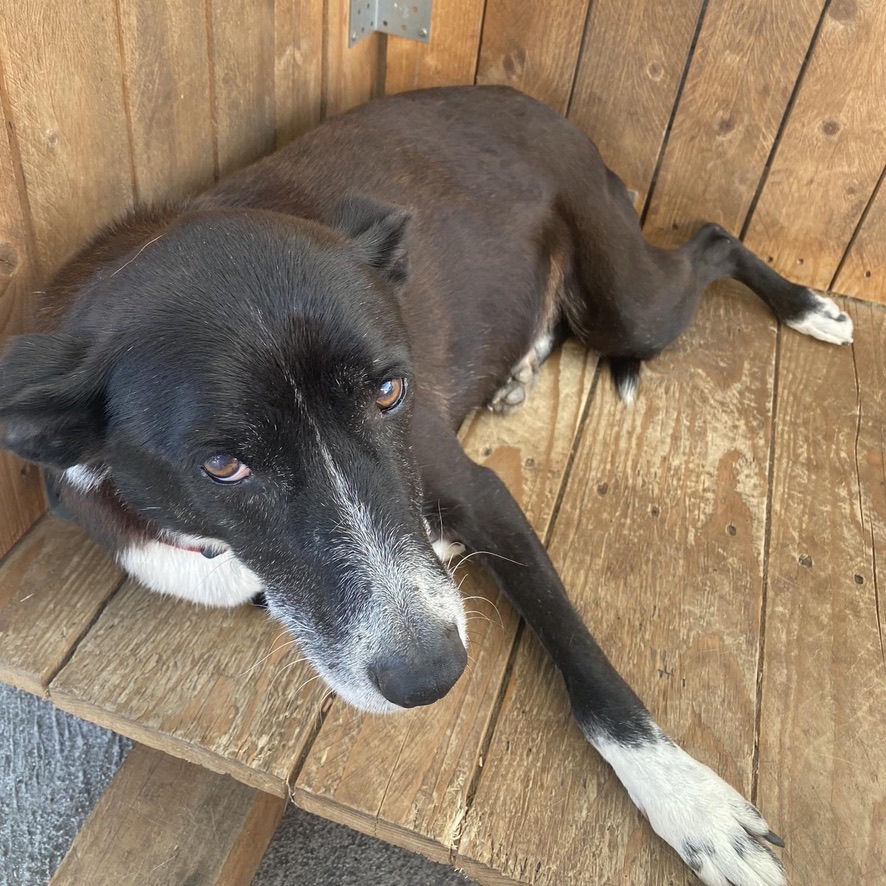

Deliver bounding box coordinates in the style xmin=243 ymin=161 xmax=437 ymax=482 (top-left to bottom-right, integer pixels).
xmin=0 ymin=683 xmax=475 ymax=886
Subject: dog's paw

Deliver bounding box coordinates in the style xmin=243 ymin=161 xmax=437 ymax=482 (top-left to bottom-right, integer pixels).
xmin=786 ymin=290 xmax=853 ymax=345
xmin=597 ymin=737 xmax=785 ymax=886
xmin=488 ymin=348 xmax=540 ymax=414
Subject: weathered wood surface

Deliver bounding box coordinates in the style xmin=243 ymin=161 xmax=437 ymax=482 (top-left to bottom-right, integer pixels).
xmin=50 ymin=577 xmax=331 ymax=797
xmin=274 ymin=0 xmax=325 ymax=147
xmin=117 ymin=0 xmax=216 ymax=203
xmin=756 ymin=300 xmax=886 ymax=884
xmin=744 ymin=0 xmax=886 ymax=291
xmin=567 ymin=0 xmax=703 ymax=211
xmin=0 ymin=0 xmax=134 ymax=278
xmin=209 ymin=0 xmax=277 ymax=177
xmin=50 ymin=744 xmax=286 ymax=886
xmin=295 ymin=341 xmax=597 ymax=860
xmin=458 ymin=285 xmax=778 ymax=884
xmin=643 ymin=0 xmax=824 ymax=246
xmin=0 ymin=78 xmax=45 ymax=556
xmin=384 ymin=0 xmax=485 ymax=95
xmin=475 ymin=0 xmax=591 ymax=113
xmin=0 ymin=517 xmax=123 ymax=696
xmin=324 ymin=5 xmax=382 ymax=117
xmin=834 ymin=178 xmax=886 ymax=306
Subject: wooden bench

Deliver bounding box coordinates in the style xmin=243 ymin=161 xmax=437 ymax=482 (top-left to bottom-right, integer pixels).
xmin=3 ymin=286 xmax=885 ymax=884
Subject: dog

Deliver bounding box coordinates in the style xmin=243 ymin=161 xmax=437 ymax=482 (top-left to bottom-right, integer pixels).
xmin=0 ymin=86 xmax=852 ymax=885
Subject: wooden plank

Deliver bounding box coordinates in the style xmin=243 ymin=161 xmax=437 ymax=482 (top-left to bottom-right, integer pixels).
xmin=0 ymin=0 xmax=134 ymax=278
xmin=274 ymin=0 xmax=325 ymax=146
xmin=0 ymin=76 xmax=45 ymax=556
xmin=50 ymin=744 xmax=286 ymax=886
xmin=458 ymin=284 xmax=777 ymax=885
xmin=383 ymin=0 xmax=485 ymax=95
xmin=324 ymin=4 xmax=382 ymax=117
xmin=295 ymin=341 xmax=598 ymax=859
xmin=756 ymin=300 xmax=886 ymax=883
xmin=0 ymin=516 xmax=123 ymax=696
xmin=50 ymin=576 xmax=332 ymax=797
xmin=475 ymin=0 xmax=591 ymax=114
xmin=644 ymin=0 xmax=824 ymax=247
xmin=209 ymin=0 xmax=277 ymax=177
xmin=566 ymin=0 xmax=703 ymax=209
xmin=743 ymin=1 xmax=886 ymax=290
xmin=833 ymin=177 xmax=886 ymax=306
xmin=117 ymin=0 xmax=216 ymax=203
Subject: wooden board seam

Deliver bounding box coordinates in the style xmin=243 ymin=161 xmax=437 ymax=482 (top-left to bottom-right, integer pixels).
xmin=446 ymin=357 xmax=603 ymax=864
xmin=559 ymin=1 xmax=596 ymax=119
xmin=751 ymin=323 xmax=782 ymax=804
xmin=0 ymin=512 xmax=48 ymax=573
xmin=202 ymin=0 xmax=221 ymax=179
xmin=40 ymin=572 xmax=129 ymax=696
xmin=828 ymin=164 xmax=886 ymax=293
xmin=638 ymin=0 xmax=709 ymax=227
xmin=737 ymin=2 xmax=832 ymax=242
xmin=0 ymin=52 xmax=41 ymax=278
xmin=283 ymin=690 xmax=336 ymax=799
xmin=110 ymin=0 xmax=140 ymax=204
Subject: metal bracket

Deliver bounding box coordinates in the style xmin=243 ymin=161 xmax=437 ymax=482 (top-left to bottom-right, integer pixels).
xmin=349 ymin=0 xmax=432 ymax=47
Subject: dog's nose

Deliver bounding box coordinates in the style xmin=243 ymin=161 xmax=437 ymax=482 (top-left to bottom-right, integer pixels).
xmin=368 ymin=623 xmax=467 ymax=708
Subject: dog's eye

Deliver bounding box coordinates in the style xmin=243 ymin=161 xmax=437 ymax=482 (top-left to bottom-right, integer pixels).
xmin=203 ymin=454 xmax=251 ymax=483
xmin=376 ymin=377 xmax=407 ymax=412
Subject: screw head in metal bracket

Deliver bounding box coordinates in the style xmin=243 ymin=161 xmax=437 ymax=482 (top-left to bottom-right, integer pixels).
xmin=349 ymin=0 xmax=432 ymax=47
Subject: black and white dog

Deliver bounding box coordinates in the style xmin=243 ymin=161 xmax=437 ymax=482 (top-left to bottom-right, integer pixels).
xmin=0 ymin=87 xmax=851 ymax=885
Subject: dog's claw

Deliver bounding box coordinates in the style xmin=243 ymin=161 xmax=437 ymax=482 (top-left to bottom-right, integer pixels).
xmin=763 ymin=830 xmax=785 ymax=848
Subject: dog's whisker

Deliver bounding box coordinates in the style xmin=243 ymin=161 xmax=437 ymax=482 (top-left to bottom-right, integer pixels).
xmin=461 ymin=594 xmax=505 ymax=627
xmin=234 ymin=632 xmax=298 ymax=679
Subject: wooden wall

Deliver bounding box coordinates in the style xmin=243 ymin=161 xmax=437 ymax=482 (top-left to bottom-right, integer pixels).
xmin=1 ymin=0 xmax=884 ymax=554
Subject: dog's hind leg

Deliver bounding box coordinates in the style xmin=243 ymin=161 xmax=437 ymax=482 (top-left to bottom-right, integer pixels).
xmin=686 ymin=223 xmax=853 ymax=344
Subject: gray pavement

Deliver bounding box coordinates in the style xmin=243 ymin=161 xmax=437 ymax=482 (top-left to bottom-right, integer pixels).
xmin=0 ymin=683 xmax=475 ymax=886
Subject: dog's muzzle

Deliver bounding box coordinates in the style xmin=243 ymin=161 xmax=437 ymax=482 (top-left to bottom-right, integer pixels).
xmin=367 ymin=621 xmax=467 ymax=708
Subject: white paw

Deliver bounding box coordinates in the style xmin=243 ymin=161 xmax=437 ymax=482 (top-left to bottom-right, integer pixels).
xmin=595 ymin=736 xmax=785 ymax=886
xmin=786 ymin=290 xmax=853 ymax=345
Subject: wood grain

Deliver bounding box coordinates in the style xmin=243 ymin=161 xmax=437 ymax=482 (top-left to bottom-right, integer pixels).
xmin=117 ymin=0 xmax=216 ymax=202
xmin=567 ymin=0 xmax=703 ymax=209
xmin=0 ymin=0 xmax=134 ymax=278
xmin=295 ymin=341 xmax=598 ymax=859
xmin=744 ymin=0 xmax=886 ymax=290
xmin=475 ymin=0 xmax=591 ymax=114
xmin=644 ymin=0 xmax=824 ymax=247
xmin=0 ymin=516 xmax=123 ymax=696
xmin=384 ymin=0 xmax=485 ymax=95
xmin=50 ymin=575 xmax=333 ymax=796
xmin=458 ymin=284 xmax=778 ymax=885
xmin=50 ymin=744 xmax=286 ymax=886
xmin=208 ymin=0 xmax=276 ymax=178
xmin=274 ymin=0 xmax=325 ymax=147
xmin=0 ymin=73 xmax=45 ymax=556
xmin=324 ymin=2 xmax=381 ymax=117
xmin=756 ymin=300 xmax=886 ymax=884
xmin=833 ymin=177 xmax=886 ymax=305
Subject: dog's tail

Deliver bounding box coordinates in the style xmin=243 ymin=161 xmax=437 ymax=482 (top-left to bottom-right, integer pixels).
xmin=610 ymin=357 xmax=641 ymax=405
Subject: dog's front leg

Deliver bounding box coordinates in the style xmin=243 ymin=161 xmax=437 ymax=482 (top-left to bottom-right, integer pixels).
xmin=419 ymin=418 xmax=786 ymax=886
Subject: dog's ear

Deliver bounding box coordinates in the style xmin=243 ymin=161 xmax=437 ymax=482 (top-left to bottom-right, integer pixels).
xmin=0 ymin=332 xmax=106 ymax=469
xmin=333 ymin=195 xmax=411 ymax=284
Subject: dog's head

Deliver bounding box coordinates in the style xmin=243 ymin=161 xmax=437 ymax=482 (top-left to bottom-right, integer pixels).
xmin=0 ymin=200 xmax=467 ymax=712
